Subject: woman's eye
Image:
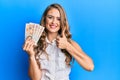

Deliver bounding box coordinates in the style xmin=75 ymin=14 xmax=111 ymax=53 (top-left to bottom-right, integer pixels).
xmin=47 ymin=16 xmax=53 ymax=19
xmin=57 ymin=18 xmax=61 ymax=21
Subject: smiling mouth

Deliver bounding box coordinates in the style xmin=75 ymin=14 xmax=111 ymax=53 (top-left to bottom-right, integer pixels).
xmin=50 ymin=25 xmax=57 ymax=29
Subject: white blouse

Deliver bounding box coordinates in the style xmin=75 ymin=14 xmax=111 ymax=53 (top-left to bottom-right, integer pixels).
xmin=36 ymin=37 xmax=71 ymax=80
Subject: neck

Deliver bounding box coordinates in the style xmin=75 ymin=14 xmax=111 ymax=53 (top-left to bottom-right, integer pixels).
xmin=47 ymin=32 xmax=58 ymax=42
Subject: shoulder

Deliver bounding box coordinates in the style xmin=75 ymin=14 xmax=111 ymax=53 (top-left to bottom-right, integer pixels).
xmin=70 ymin=39 xmax=79 ymax=47
xmin=69 ymin=39 xmax=83 ymax=51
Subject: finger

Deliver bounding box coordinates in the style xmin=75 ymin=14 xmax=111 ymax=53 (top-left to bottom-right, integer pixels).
xmin=30 ymin=40 xmax=35 ymax=48
xmin=26 ymin=36 xmax=32 ymax=41
xmin=31 ymin=40 xmax=36 ymax=47
xmin=56 ymin=40 xmax=59 ymax=45
xmin=58 ymin=45 xmax=62 ymax=49
xmin=26 ymin=45 xmax=32 ymax=52
xmin=56 ymin=38 xmax=60 ymax=42
xmin=26 ymin=40 xmax=34 ymax=51
xmin=24 ymin=39 xmax=33 ymax=51
xmin=30 ymin=43 xmax=34 ymax=50
xmin=23 ymin=44 xmax=26 ymax=50
xmin=24 ymin=42 xmax=30 ymax=51
xmin=56 ymin=44 xmax=59 ymax=48
xmin=23 ymin=41 xmax=29 ymax=51
xmin=56 ymin=35 xmax=61 ymax=39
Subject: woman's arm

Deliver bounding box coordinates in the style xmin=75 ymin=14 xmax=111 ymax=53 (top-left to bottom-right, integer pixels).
xmin=28 ymin=55 xmax=42 ymax=80
xmin=23 ymin=37 xmax=42 ymax=80
xmin=56 ymin=32 xmax=94 ymax=71
xmin=65 ymin=40 xmax=94 ymax=71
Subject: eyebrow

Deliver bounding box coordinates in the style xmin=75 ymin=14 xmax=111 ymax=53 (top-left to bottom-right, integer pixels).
xmin=47 ymin=15 xmax=60 ymax=18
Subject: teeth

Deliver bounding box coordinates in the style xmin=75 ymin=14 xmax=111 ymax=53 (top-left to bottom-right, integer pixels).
xmin=50 ymin=25 xmax=56 ymax=28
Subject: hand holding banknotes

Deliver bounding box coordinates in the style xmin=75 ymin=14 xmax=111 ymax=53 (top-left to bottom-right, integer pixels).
xmin=23 ymin=36 xmax=36 ymax=56
xmin=23 ymin=22 xmax=45 ymax=56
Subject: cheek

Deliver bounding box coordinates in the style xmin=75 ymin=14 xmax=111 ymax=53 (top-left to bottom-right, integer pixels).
xmin=58 ymin=22 xmax=60 ymax=25
xmin=45 ymin=19 xmax=50 ymax=26
xmin=57 ymin=21 xmax=60 ymax=26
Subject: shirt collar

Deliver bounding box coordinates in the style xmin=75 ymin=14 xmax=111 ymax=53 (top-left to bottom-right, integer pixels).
xmin=45 ymin=37 xmax=56 ymax=44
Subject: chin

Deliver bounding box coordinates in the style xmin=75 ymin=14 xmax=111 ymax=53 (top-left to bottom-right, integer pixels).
xmin=49 ymin=29 xmax=59 ymax=33
xmin=49 ymin=30 xmax=58 ymax=33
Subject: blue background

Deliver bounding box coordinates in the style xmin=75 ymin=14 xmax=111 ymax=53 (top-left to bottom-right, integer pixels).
xmin=0 ymin=0 xmax=120 ymax=80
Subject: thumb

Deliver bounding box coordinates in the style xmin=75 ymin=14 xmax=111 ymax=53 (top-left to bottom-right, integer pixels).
xmin=61 ymin=27 xmax=66 ymax=37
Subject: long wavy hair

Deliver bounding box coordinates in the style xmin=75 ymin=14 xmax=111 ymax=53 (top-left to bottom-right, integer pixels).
xmin=35 ymin=3 xmax=73 ymax=65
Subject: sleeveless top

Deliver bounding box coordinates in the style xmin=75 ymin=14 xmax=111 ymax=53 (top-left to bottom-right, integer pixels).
xmin=36 ymin=37 xmax=71 ymax=80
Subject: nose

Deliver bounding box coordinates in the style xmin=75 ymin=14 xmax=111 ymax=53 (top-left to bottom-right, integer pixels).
xmin=52 ymin=18 xmax=57 ymax=24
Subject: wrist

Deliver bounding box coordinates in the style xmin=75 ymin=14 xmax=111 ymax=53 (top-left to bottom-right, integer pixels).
xmin=29 ymin=55 xmax=35 ymax=60
xmin=29 ymin=51 xmax=35 ymax=56
xmin=65 ymin=41 xmax=70 ymax=50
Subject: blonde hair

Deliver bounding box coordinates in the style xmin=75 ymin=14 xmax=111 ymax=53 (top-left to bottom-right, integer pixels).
xmin=36 ymin=3 xmax=73 ymax=65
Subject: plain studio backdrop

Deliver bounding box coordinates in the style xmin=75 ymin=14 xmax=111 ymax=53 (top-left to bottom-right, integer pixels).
xmin=0 ymin=0 xmax=120 ymax=80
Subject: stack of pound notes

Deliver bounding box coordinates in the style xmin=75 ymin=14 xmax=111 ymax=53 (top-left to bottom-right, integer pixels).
xmin=25 ymin=22 xmax=45 ymax=45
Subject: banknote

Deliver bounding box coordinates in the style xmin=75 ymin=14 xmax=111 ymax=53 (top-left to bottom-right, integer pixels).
xmin=25 ymin=22 xmax=45 ymax=45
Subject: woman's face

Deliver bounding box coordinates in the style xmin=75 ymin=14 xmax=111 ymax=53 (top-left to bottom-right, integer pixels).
xmin=45 ymin=8 xmax=61 ymax=34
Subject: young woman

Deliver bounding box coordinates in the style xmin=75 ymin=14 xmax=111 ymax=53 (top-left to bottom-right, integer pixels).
xmin=23 ymin=3 xmax=94 ymax=80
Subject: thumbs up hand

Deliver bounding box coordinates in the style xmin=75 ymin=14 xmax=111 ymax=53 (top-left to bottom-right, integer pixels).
xmin=56 ymin=27 xmax=68 ymax=49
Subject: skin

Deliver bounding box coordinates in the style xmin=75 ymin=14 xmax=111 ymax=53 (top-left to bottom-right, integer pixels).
xmin=45 ymin=8 xmax=61 ymax=41
xmin=23 ymin=8 xmax=94 ymax=80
